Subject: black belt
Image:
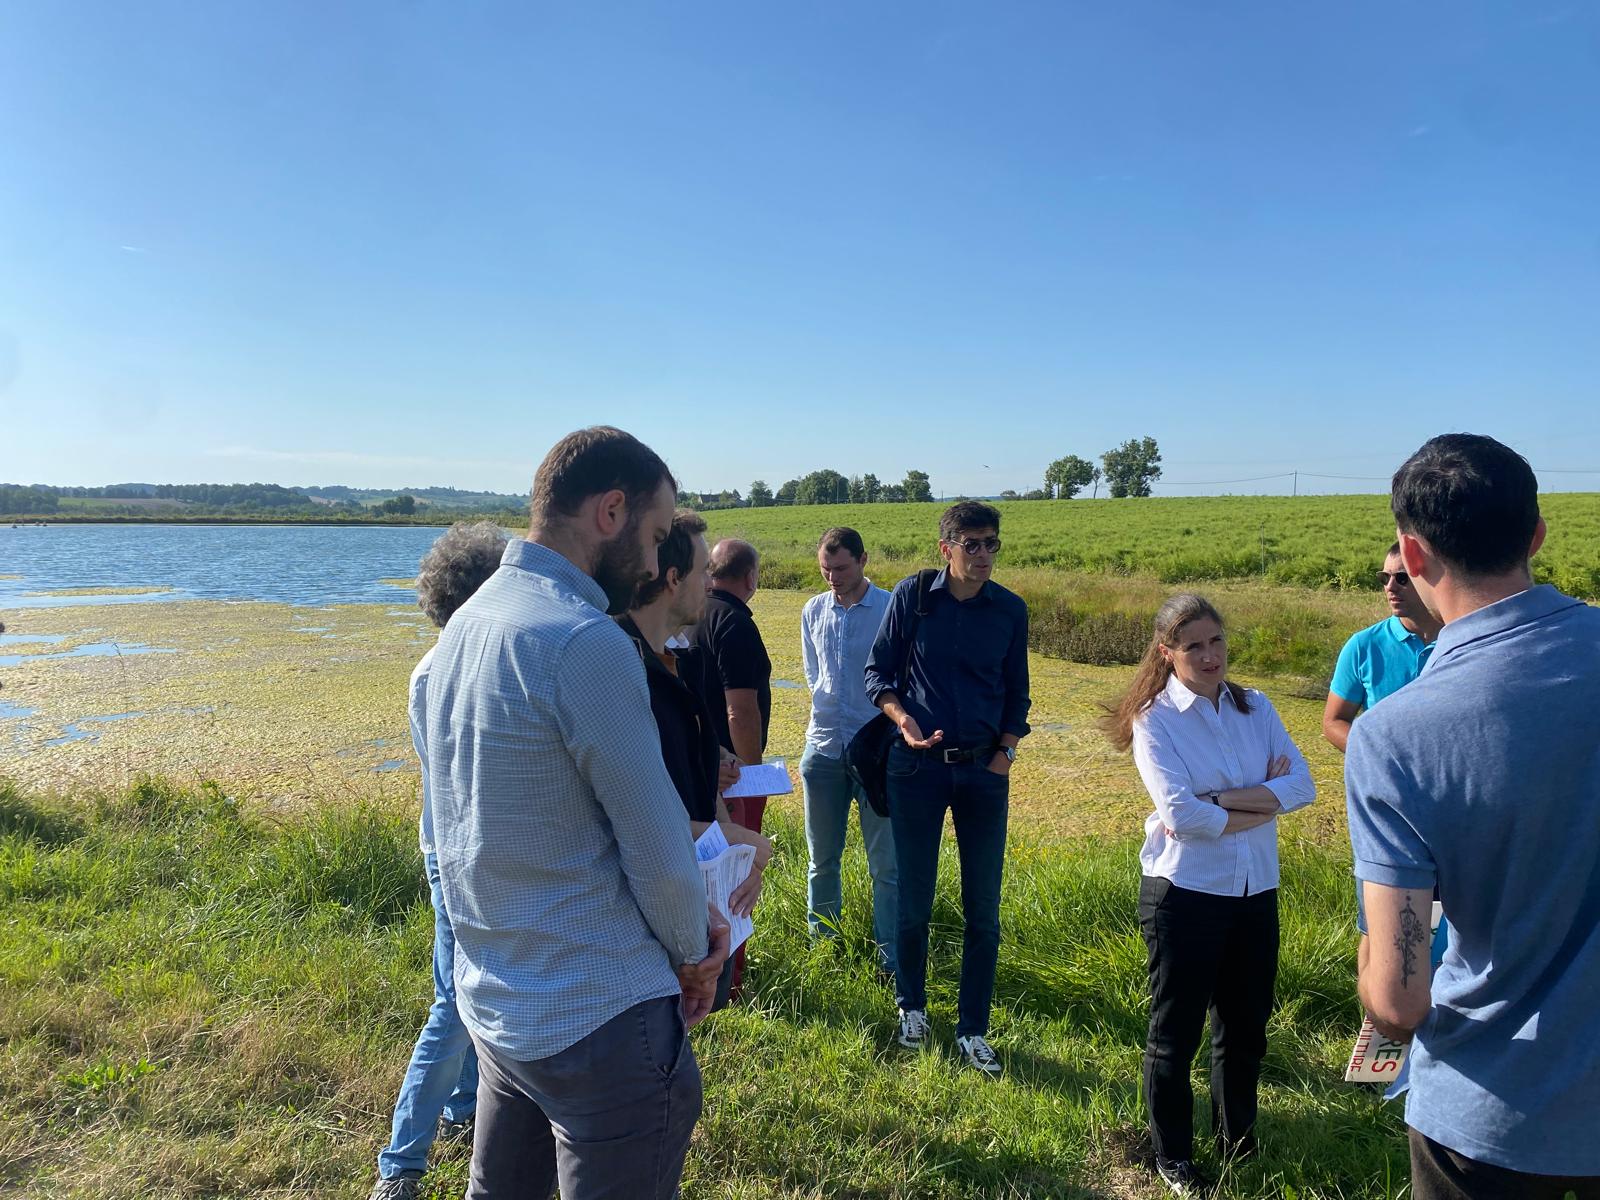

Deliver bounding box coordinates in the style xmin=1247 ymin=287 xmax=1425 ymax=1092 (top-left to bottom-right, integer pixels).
xmin=917 ymin=745 xmax=994 ymax=764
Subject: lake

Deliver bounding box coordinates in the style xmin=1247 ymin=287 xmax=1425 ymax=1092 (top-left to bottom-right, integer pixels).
xmin=0 ymin=523 xmax=471 ymax=608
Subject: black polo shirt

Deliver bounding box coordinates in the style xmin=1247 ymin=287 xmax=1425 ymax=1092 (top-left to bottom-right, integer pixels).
xmin=686 ymin=588 xmax=772 ymax=755
xmin=617 ymin=615 xmax=720 ymax=824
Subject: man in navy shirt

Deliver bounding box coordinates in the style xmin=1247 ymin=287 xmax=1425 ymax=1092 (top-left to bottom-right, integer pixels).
xmin=1348 ymin=434 xmax=1600 ymax=1198
xmin=865 ymin=501 xmax=1030 ymax=1075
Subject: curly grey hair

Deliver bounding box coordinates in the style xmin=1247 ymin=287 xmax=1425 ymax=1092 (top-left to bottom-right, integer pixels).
xmin=416 ymin=521 xmax=508 ymax=628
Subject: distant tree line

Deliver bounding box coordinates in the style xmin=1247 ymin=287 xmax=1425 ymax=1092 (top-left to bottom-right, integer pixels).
xmin=0 ymin=484 xmax=59 ymax=512
xmin=741 ymin=469 xmax=934 ymax=507
xmin=0 ymin=481 xmax=519 ymax=521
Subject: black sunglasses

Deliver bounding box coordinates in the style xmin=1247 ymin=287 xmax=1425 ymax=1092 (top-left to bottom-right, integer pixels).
xmin=1377 ymin=570 xmax=1410 ymax=587
xmin=945 ymin=536 xmax=1001 ymax=554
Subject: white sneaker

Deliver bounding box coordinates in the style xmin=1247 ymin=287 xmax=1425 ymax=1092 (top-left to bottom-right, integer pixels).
xmin=956 ymin=1034 xmax=1001 ymax=1076
xmin=897 ymin=1007 xmax=930 ymax=1049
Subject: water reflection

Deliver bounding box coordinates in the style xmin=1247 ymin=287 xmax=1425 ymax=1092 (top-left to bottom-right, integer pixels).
xmin=0 ymin=523 xmax=468 ymax=608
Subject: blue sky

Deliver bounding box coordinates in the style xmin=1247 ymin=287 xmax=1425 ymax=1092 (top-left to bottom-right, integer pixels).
xmin=2 ymin=2 xmax=1597 ymax=498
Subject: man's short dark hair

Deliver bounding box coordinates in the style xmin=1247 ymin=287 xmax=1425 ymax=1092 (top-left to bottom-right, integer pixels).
xmin=633 ymin=509 xmax=707 ymax=609
xmin=939 ymin=500 xmax=1001 ymax=542
xmin=1386 ymin=541 xmax=1401 ymax=559
xmin=1392 ymin=434 xmax=1540 ymax=576
xmin=530 ymin=426 xmax=676 ymax=528
xmin=709 ymin=539 xmax=759 ymax=583
xmin=818 ymin=526 xmax=865 ymax=559
xmin=416 ymin=521 xmax=508 ymax=628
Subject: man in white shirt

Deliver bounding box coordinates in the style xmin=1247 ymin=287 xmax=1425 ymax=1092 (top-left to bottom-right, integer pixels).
xmin=799 ymin=526 xmax=897 ymax=974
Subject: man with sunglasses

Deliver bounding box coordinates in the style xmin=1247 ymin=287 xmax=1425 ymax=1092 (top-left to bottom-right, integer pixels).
xmin=1322 ymin=543 xmax=1443 ymax=754
xmin=864 ymin=501 xmax=1030 ymax=1075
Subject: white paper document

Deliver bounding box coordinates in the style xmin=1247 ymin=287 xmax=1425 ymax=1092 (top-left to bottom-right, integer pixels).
xmin=722 ymin=759 xmax=793 ymax=798
xmin=693 ymin=824 xmax=755 ymax=952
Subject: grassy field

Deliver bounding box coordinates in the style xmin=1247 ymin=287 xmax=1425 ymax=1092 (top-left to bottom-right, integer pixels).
xmin=10 ymin=497 xmax=1580 ymax=1197
xmin=0 ymin=776 xmax=1402 ymax=1200
xmin=702 ymin=493 xmax=1600 ymax=596
xmin=694 ymin=493 xmax=1600 ymax=679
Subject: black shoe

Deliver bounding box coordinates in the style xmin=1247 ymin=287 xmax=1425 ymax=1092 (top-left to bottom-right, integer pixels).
xmin=1155 ymin=1157 xmax=1213 ymax=1197
xmin=436 ymin=1113 xmax=474 ymax=1145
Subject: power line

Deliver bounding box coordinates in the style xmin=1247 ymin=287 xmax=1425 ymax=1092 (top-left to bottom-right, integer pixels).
xmin=1151 ymin=472 xmax=1296 ymax=486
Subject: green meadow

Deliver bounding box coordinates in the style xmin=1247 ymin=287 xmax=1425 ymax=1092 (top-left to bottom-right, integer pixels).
xmin=705 ymin=493 xmax=1600 ymax=678
xmin=0 ymin=777 xmax=1399 ymax=1200
xmin=7 ymin=495 xmax=1598 ymax=1197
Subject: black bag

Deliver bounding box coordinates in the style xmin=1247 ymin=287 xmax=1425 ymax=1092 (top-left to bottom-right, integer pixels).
xmin=845 ymin=569 xmax=937 ymax=818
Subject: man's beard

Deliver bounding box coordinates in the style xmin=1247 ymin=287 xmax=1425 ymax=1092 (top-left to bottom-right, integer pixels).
xmin=594 ymin=515 xmax=650 ymax=615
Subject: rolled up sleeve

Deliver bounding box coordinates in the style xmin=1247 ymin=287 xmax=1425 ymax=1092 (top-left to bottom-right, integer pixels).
xmin=1132 ymin=714 xmax=1230 ymax=840
xmin=1346 ymin=720 xmax=1437 ymax=890
xmin=1260 ymin=696 xmax=1316 ymax=813
xmin=557 ymin=625 xmax=709 ymax=967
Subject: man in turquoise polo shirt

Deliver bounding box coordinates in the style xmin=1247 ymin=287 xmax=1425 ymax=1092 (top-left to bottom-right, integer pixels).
xmin=1321 ymin=542 xmax=1443 ymax=753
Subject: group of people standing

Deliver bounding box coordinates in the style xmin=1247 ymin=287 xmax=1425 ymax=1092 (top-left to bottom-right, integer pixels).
xmin=365 ymin=426 xmax=1598 ymax=1200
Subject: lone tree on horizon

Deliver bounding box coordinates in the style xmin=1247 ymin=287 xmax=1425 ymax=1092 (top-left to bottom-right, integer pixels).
xmin=1044 ymin=454 xmax=1099 ymax=499
xmin=1100 ymin=437 xmax=1162 ymax=498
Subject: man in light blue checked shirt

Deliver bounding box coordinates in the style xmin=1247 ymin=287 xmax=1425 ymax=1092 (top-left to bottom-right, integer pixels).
xmin=800 ymin=526 xmax=897 ymax=972
xmin=427 ymin=427 xmax=728 ymax=1200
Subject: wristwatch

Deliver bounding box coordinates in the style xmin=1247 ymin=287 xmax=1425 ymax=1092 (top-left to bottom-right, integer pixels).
xmin=1202 ymin=790 xmax=1221 ymax=805
xmin=996 ymin=745 xmax=1016 ymax=764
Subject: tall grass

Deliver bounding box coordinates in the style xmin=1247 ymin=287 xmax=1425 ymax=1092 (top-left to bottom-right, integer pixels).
xmin=700 ymin=494 xmax=1598 ymax=679
xmin=0 ymin=776 xmax=1407 ymax=1199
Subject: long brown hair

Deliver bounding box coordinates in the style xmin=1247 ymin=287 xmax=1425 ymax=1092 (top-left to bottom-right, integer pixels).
xmin=1102 ymin=593 xmax=1250 ymax=751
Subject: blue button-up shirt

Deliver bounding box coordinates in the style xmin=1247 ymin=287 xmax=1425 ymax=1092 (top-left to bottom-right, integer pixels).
xmin=863 ymin=569 xmax=1031 ymax=750
xmin=426 ymin=539 xmax=708 ymax=1061
xmin=801 ymin=581 xmax=891 ymax=758
xmin=1346 ymin=585 xmax=1600 ymax=1175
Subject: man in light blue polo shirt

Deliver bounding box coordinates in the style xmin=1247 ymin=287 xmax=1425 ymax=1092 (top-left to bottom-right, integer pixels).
xmin=1347 ymin=434 xmax=1600 ymax=1198
xmin=1321 ymin=542 xmax=1442 ymax=754
xmin=800 ymin=526 xmax=897 ymax=973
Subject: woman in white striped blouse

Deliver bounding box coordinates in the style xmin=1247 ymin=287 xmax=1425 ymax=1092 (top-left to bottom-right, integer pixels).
xmin=1104 ymin=593 xmax=1315 ymax=1196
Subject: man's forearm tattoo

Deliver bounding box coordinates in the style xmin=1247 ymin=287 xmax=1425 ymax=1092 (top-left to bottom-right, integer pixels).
xmin=1396 ymin=894 xmax=1426 ymax=988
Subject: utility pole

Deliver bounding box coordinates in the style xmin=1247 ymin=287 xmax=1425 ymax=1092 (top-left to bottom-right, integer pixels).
xmin=1292 ymin=471 xmax=1298 ymax=497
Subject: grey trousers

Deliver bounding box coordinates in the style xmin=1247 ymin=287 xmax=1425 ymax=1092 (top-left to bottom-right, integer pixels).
xmin=467 ymin=996 xmax=702 ymax=1200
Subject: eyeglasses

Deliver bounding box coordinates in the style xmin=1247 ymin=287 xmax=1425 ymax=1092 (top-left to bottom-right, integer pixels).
xmin=945 ymin=536 xmax=1002 ymax=555
xmin=1377 ymin=571 xmax=1410 ymax=588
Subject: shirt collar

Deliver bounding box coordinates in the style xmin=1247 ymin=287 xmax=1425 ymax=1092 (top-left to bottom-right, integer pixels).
xmin=928 ymin=568 xmax=990 ymax=602
xmin=1163 ymin=671 xmax=1240 ymax=714
xmin=503 ymin=538 xmax=609 ymax=614
xmin=827 ymin=580 xmax=882 ymax=610
xmin=1383 ymin=615 xmax=1426 ymax=647
xmin=709 ymin=587 xmax=752 ymax=616
xmin=1432 ymin=584 xmax=1585 ymax=662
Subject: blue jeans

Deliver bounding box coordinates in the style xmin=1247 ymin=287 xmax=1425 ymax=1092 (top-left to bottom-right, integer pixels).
xmin=377 ymin=850 xmax=480 ymax=1179
xmin=887 ymin=742 xmax=1009 ymax=1039
xmin=801 ymin=745 xmax=899 ymax=972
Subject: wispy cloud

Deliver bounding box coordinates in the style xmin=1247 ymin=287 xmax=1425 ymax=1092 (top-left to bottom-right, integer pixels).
xmin=1407 ymin=124 xmax=1431 ymax=138
xmin=119 ymin=244 xmax=149 ymax=254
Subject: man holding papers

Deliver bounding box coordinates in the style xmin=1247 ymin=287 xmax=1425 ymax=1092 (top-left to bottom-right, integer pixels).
xmin=620 ymin=508 xmax=773 ymax=1009
xmin=427 ymin=429 xmax=728 ymax=1200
